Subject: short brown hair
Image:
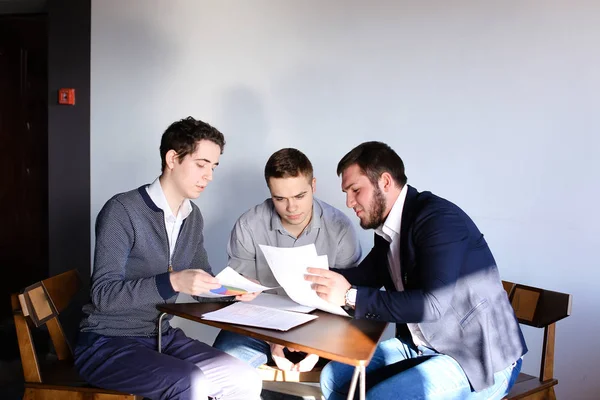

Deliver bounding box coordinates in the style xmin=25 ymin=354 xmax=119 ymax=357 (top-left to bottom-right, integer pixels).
xmin=160 ymin=116 xmax=225 ymax=172
xmin=264 ymin=148 xmax=313 ymax=186
xmin=337 ymin=141 xmax=407 ymax=187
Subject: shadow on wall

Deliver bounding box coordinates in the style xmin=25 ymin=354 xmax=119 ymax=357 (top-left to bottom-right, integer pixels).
xmin=272 ymin=62 xmax=390 ymax=152
xmin=201 ymin=86 xmax=271 ymax=274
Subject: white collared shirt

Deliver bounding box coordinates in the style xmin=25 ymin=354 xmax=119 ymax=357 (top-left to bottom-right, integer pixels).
xmin=146 ymin=177 xmax=192 ymax=260
xmin=376 ymin=184 xmax=431 ymax=348
xmin=375 ymin=184 xmax=408 ymax=291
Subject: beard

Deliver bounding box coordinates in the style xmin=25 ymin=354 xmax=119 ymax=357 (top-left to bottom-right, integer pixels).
xmin=360 ymin=186 xmax=387 ymax=230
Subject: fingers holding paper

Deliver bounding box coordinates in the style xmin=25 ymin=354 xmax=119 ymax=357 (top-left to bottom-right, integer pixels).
xmin=235 ymin=276 xmax=261 ymax=301
xmin=235 ymin=292 xmax=260 ymax=301
xmin=305 ymin=268 xmax=351 ymax=306
xmin=170 ymin=269 xmax=221 ymax=296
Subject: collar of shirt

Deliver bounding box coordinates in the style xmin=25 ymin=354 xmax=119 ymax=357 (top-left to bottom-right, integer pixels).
xmin=375 ymin=184 xmax=408 ymax=243
xmin=269 ymin=198 xmax=323 ymax=235
xmin=146 ymin=177 xmax=192 ymax=221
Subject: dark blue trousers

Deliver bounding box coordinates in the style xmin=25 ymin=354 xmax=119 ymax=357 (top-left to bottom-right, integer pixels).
xmin=74 ymin=327 xmax=261 ymax=400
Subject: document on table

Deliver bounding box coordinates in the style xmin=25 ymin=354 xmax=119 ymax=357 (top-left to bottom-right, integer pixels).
xmin=247 ymin=293 xmax=316 ymax=313
xmin=196 ymin=266 xmax=279 ymax=298
xmin=259 ymin=244 xmax=350 ymax=317
xmin=201 ymin=302 xmax=318 ymax=331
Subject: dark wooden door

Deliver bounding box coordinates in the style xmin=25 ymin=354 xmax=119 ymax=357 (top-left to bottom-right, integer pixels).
xmin=0 ymin=15 xmax=48 ymax=321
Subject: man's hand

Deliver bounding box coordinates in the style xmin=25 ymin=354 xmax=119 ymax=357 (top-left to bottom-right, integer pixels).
xmin=270 ymin=343 xmax=294 ymax=371
xmin=269 ymin=344 xmax=320 ymax=372
xmin=236 ymin=276 xmax=261 ymax=301
xmin=305 ymin=268 xmax=351 ymax=306
xmin=170 ymin=269 xmax=221 ymax=296
xmin=290 ymin=352 xmax=320 ymax=372
xmin=235 ymin=292 xmax=260 ymax=301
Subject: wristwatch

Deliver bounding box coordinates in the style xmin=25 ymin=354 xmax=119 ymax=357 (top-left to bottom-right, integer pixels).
xmin=344 ymin=286 xmax=357 ymax=309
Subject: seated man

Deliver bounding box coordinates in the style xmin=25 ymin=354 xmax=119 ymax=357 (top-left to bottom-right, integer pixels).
xmin=213 ymin=148 xmax=362 ymax=372
xmin=306 ymin=141 xmax=527 ymax=399
xmin=74 ymin=117 xmax=262 ymax=400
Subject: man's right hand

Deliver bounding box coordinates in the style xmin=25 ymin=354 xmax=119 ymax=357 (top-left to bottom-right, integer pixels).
xmin=169 ymin=269 xmax=221 ymax=296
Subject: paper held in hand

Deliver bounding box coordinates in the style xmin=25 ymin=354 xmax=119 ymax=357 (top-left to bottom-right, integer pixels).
xmin=259 ymin=244 xmax=350 ymax=317
xmin=195 ymin=266 xmax=278 ymax=298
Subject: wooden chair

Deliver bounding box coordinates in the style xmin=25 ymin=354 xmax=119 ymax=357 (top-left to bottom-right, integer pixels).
xmin=502 ymin=280 xmax=572 ymax=400
xmin=11 ymin=269 xmax=142 ymax=400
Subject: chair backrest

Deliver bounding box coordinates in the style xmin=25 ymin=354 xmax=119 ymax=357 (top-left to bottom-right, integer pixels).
xmin=11 ymin=269 xmax=82 ymax=383
xmin=502 ymin=280 xmax=572 ymax=384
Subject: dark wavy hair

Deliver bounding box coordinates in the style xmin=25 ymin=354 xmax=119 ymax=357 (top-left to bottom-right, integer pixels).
xmin=160 ymin=116 xmax=225 ymax=172
xmin=337 ymin=141 xmax=407 ymax=187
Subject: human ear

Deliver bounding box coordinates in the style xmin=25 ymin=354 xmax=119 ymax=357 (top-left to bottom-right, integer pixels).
xmin=165 ymin=149 xmax=178 ymax=170
xmin=380 ymin=172 xmax=394 ymax=192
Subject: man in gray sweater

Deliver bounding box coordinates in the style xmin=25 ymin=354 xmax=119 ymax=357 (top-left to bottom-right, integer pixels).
xmin=74 ymin=117 xmax=261 ymax=400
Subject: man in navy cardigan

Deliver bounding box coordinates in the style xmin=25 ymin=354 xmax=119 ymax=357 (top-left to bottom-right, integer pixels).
xmin=306 ymin=141 xmax=527 ymax=400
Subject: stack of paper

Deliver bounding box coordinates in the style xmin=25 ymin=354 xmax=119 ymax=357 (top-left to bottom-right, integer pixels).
xmin=201 ymin=302 xmax=318 ymax=331
xmin=259 ymin=244 xmax=350 ymax=317
xmin=247 ymin=293 xmax=315 ymax=313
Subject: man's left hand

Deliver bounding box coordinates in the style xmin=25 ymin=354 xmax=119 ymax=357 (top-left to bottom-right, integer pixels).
xmin=235 ymin=276 xmax=261 ymax=301
xmin=235 ymin=292 xmax=259 ymax=301
xmin=305 ymin=268 xmax=351 ymax=306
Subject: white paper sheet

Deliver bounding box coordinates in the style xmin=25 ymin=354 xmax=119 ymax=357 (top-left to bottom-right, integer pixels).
xmin=201 ymin=302 xmax=318 ymax=331
xmin=247 ymin=293 xmax=316 ymax=313
xmin=196 ymin=266 xmax=278 ymax=298
xmin=259 ymin=244 xmax=350 ymax=317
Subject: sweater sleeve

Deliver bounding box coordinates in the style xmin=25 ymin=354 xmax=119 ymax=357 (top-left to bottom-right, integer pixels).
xmin=89 ymin=198 xmax=170 ymax=312
xmin=333 ymin=214 xmax=362 ymax=269
xmin=226 ymin=218 xmax=258 ymax=280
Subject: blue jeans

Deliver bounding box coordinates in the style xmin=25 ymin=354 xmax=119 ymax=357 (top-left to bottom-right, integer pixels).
xmin=213 ymin=329 xmax=298 ymax=368
xmin=320 ymin=337 xmax=522 ymax=400
xmin=213 ymin=330 xmax=270 ymax=367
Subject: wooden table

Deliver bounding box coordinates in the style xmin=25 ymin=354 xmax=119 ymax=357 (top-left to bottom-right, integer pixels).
xmin=157 ymin=302 xmax=388 ymax=400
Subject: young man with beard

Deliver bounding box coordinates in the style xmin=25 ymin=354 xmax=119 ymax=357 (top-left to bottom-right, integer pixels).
xmin=305 ymin=141 xmax=527 ymax=399
xmin=73 ymin=117 xmax=262 ymax=400
xmin=213 ymin=148 xmax=362 ymax=373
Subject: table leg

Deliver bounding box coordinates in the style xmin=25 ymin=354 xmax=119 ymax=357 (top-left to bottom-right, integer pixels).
xmin=359 ymin=365 xmax=366 ymax=400
xmin=157 ymin=312 xmax=167 ymax=353
xmin=346 ymin=365 xmax=366 ymax=400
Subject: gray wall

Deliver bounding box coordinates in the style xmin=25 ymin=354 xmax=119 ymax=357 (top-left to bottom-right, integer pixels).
xmin=91 ymin=1 xmax=599 ymax=398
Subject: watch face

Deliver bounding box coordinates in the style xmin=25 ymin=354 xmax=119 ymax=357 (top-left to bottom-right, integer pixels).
xmin=349 ymin=288 xmax=357 ymax=303
xmin=346 ymin=287 xmax=357 ymax=306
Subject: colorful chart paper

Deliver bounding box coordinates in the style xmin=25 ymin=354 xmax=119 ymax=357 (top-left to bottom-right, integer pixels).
xmin=210 ymin=285 xmax=247 ymax=296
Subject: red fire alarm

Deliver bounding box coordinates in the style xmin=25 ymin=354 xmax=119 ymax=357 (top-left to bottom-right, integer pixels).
xmin=58 ymin=88 xmax=76 ymax=105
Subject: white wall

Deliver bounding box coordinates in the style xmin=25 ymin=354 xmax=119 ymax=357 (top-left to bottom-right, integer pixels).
xmin=91 ymin=1 xmax=599 ymax=398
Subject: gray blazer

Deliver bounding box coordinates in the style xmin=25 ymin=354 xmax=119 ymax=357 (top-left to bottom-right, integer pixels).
xmin=336 ymin=186 xmax=527 ymax=391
